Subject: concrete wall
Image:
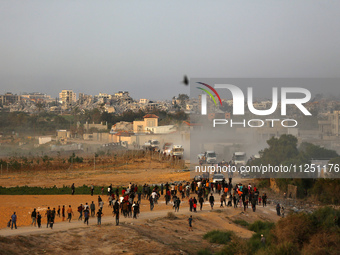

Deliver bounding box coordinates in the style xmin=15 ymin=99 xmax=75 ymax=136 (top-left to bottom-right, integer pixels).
xmin=39 ymin=136 xmax=52 ymax=145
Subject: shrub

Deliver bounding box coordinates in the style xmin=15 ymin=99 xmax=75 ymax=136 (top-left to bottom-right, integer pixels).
xmin=248 ymin=221 xmax=274 ymax=233
xmin=203 ymin=230 xmax=233 ymax=244
xmin=232 ymin=219 xmax=250 ymax=227
xmin=197 ymin=249 xmax=213 ymax=255
xmin=301 ymin=231 xmax=340 ymax=255
xmin=272 ymin=213 xmax=313 ymax=248
xmin=271 ymin=242 xmax=300 ymax=255
xmin=216 ymin=238 xmax=249 ymax=255
xmin=310 ymin=206 xmax=340 ymax=230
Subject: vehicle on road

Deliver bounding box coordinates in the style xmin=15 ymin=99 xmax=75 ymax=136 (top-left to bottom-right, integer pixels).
xmin=232 ymin=152 xmax=247 ymax=166
xmin=170 ymin=145 xmax=184 ymax=159
xmin=205 ymin=151 xmax=217 ymax=164
xmin=212 ymin=173 xmax=225 ymax=183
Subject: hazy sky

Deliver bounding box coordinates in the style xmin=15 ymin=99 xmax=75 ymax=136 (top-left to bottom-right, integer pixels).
xmin=1 ymin=1 xmax=340 ymax=100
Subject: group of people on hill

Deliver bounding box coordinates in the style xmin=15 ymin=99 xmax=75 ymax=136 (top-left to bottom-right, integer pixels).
xmin=8 ymin=177 xmax=275 ymax=231
xmin=230 ymin=183 xmax=268 ymax=212
xmin=176 ymin=180 xmax=268 ymax=213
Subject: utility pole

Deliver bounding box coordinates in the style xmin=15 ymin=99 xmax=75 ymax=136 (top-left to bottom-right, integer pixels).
xmin=94 ymin=153 xmax=96 ymax=170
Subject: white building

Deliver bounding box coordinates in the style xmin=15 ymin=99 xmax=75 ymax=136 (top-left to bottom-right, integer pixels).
xmin=139 ymin=98 xmax=149 ymax=104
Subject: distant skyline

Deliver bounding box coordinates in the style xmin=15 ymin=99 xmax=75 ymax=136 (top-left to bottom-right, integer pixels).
xmin=1 ymin=1 xmax=340 ymax=100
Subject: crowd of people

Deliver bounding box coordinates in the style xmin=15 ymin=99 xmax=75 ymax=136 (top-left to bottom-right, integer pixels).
xmin=7 ymin=178 xmax=278 ymax=231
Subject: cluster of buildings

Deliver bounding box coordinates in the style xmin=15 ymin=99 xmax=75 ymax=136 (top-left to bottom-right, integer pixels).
xmin=54 ymin=113 xmax=190 ymax=152
xmin=4 ymin=89 xmax=340 ymax=154
xmin=0 ymin=90 xmax=190 ymax=114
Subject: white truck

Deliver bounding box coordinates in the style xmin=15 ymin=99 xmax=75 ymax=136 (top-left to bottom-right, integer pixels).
xmin=205 ymin=151 xmax=217 ymax=164
xmin=170 ymin=145 xmax=184 ymax=159
xmin=212 ymin=173 xmax=225 ymax=183
xmin=233 ymin=152 xmax=247 ymax=165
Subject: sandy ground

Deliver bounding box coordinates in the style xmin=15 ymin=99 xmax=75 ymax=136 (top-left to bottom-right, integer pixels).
xmin=0 ymin=192 xmax=275 ymax=230
xmin=0 ymin=159 xmax=189 ymax=188
xmin=0 ymin=196 xmax=280 ymax=255
xmin=0 ymin=195 xmax=174 ymax=229
xmin=0 ymin=157 xmax=279 ymax=254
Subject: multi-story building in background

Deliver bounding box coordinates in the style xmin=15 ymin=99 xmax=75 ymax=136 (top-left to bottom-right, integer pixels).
xmin=0 ymin=92 xmax=21 ymax=105
xmin=94 ymin=92 xmax=112 ymax=103
xmin=59 ymin=90 xmax=76 ymax=105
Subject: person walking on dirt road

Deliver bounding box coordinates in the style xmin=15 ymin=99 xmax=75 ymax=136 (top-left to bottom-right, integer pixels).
xmin=11 ymin=212 xmax=17 ymax=229
xmin=209 ymin=194 xmax=215 ymax=210
xmin=31 ymin=208 xmax=37 ymax=227
xmin=67 ymin=205 xmax=74 ymax=222
xmin=188 ymin=215 xmax=193 ymax=231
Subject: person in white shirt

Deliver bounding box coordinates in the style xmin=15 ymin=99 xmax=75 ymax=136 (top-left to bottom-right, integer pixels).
xmin=83 ymin=203 xmax=89 ymax=211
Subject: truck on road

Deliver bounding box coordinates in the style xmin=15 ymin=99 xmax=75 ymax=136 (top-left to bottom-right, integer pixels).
xmin=232 ymin=152 xmax=247 ymax=166
xmin=205 ymin=151 xmax=217 ymax=164
xmin=170 ymin=145 xmax=184 ymax=159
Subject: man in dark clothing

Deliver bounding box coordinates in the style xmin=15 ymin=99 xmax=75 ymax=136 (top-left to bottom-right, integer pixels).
xmin=11 ymin=212 xmax=17 ymax=229
xmin=78 ymin=204 xmax=83 ymax=221
xmin=90 ymin=201 xmax=95 ymax=217
xmin=71 ymin=183 xmax=75 ymax=195
xmin=209 ymin=194 xmax=215 ymax=210
xmin=199 ymin=196 xmax=204 ymax=211
xmin=37 ymin=212 xmax=42 ymax=228
xmin=188 ymin=215 xmax=193 ymax=231
xmin=97 ymin=209 xmax=103 ymax=225
xmin=50 ymin=208 xmax=56 ymax=229
xmin=31 ymin=208 xmax=37 ymax=227
xmin=251 ymin=197 xmax=257 ymax=212
xmin=45 ymin=207 xmax=51 ymax=228
xmin=189 ymin=197 xmax=193 ymax=212
xmin=174 ymin=197 xmax=181 ymax=212
xmin=84 ymin=209 xmax=89 ymax=225
xmin=276 ymin=203 xmax=281 ymax=216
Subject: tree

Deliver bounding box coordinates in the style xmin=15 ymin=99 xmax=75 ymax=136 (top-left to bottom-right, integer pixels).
xmin=255 ymin=135 xmax=300 ymax=166
xmin=299 ymin=142 xmax=338 ymax=159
